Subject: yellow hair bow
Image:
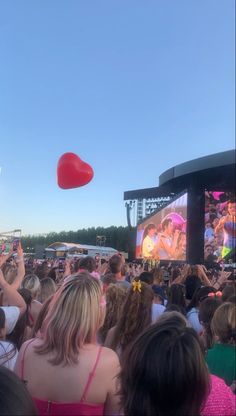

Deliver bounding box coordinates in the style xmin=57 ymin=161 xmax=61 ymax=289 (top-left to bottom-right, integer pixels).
xmin=132 ymin=280 xmax=142 ymax=293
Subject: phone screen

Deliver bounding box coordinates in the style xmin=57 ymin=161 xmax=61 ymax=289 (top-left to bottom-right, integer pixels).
xmin=13 ymin=239 xmax=20 ymax=251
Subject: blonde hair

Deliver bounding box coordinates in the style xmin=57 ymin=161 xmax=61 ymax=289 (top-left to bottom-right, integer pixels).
xmin=38 ymin=278 xmax=57 ymax=304
xmin=35 ymin=272 xmax=103 ymax=365
xmin=22 ymin=274 xmax=41 ymax=299
xmin=211 ymin=302 xmax=236 ymax=344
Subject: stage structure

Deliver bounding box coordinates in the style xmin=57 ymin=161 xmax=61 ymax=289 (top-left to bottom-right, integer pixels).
xmin=124 ymin=150 xmax=235 ymax=264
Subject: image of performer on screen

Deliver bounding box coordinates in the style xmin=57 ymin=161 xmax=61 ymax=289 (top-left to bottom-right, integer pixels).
xmin=157 ymin=218 xmax=180 ymax=260
xmin=214 ymin=199 xmax=236 ymax=260
xmin=141 ymin=223 xmax=159 ymax=260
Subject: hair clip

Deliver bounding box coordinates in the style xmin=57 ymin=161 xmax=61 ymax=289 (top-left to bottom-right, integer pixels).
xmin=208 ymin=291 xmax=222 ymax=298
xmin=215 ymin=291 xmax=222 ymax=297
xmin=132 ymin=280 xmax=142 ymax=293
xmin=207 ymin=292 xmax=215 ymax=298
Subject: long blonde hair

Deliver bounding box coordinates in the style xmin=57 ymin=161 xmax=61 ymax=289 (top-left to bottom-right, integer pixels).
xmin=22 ymin=274 xmax=41 ymax=299
xmin=35 ymin=272 xmax=103 ymax=365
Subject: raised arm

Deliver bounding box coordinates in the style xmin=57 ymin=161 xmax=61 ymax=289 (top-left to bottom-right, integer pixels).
xmin=11 ymin=243 xmax=25 ymax=290
xmin=0 ymin=269 xmax=26 ymax=316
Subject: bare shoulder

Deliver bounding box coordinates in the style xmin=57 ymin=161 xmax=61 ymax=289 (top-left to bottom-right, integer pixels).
xmin=100 ymin=346 xmax=120 ymax=366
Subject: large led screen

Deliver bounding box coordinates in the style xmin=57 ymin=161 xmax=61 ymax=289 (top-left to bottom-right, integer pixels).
xmin=204 ymin=191 xmax=236 ymax=262
xmin=136 ymin=192 xmax=187 ymax=261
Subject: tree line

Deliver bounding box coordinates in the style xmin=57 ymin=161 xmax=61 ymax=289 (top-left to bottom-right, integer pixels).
xmin=21 ymin=226 xmax=136 ymax=255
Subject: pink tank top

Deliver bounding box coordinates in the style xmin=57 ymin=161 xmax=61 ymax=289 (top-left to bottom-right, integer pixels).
xmin=21 ymin=340 xmax=105 ymax=416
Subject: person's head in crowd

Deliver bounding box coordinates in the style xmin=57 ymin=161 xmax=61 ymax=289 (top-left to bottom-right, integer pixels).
xmin=167 ymin=284 xmax=186 ymax=315
xmin=101 ymin=273 xmax=116 ymax=293
xmin=22 ymin=274 xmax=41 ymax=300
xmin=35 ymin=272 xmax=105 ymax=364
xmin=34 ymin=262 xmax=49 ymax=280
xmin=119 ymin=312 xmax=210 ymax=416
xmin=0 ymin=366 xmax=38 ymax=415
xmin=199 ymin=297 xmax=222 ymax=350
xmin=7 ymin=288 xmax=32 ymax=350
xmin=109 ymin=255 xmax=123 ymax=276
xmin=152 ymin=285 xmax=166 ymax=305
xmin=211 ymin=302 xmax=236 ymax=345
xmin=185 ymin=274 xmax=202 ymax=301
xmin=78 ymin=256 xmax=96 ymax=273
xmin=139 ymin=271 xmax=154 ymax=286
xmin=47 ymin=267 xmax=58 ymax=282
xmin=222 ymin=284 xmax=236 ymax=302
xmin=120 ymin=263 xmax=128 ymax=278
xmin=186 ymin=286 xmax=217 ymax=312
xmin=38 ymin=277 xmax=57 ymax=304
xmin=109 ymin=280 xmax=153 ymax=355
xmin=99 ymin=284 xmax=127 ymax=344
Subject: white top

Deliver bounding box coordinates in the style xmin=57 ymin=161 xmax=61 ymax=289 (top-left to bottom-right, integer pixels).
xmin=187 ymin=307 xmax=203 ymax=334
xmin=0 ymin=306 xmax=20 ymax=334
xmin=0 ymin=340 xmax=18 ymax=370
xmin=152 ymin=303 xmax=166 ymax=323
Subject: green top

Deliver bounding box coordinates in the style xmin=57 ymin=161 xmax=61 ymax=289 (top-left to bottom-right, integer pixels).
xmin=206 ymin=343 xmax=236 ymax=386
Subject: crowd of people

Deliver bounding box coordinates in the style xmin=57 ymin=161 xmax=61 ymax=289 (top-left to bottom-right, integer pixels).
xmin=0 ymin=242 xmax=235 ymax=415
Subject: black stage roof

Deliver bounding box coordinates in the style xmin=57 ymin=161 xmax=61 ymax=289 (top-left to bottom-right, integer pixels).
xmin=124 ymin=149 xmax=235 ymax=200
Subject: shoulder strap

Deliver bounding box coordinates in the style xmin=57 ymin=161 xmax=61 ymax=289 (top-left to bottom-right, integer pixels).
xmin=20 ymin=339 xmax=35 ymax=380
xmin=81 ymin=346 xmax=103 ymax=402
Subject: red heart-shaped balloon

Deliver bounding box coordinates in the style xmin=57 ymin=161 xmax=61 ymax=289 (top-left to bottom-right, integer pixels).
xmin=57 ymin=153 xmax=94 ymax=189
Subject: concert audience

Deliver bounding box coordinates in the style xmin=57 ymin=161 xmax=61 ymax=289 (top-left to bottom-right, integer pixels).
xmin=0 ymin=244 xmax=236 ymax=416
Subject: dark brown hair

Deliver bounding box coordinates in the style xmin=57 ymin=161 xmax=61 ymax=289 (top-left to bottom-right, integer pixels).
xmin=0 ymin=366 xmax=37 ymax=415
xmin=120 ymin=313 xmax=210 ymax=416
xmin=109 ymin=255 xmax=123 ymax=274
xmin=167 ymin=284 xmax=186 ymax=315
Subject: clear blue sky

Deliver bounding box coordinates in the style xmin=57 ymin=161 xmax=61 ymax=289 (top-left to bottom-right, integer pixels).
xmin=0 ymin=0 xmax=235 ymax=235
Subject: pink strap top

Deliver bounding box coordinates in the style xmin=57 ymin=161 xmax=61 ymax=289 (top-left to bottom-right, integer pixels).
xmin=21 ymin=340 xmax=105 ymax=416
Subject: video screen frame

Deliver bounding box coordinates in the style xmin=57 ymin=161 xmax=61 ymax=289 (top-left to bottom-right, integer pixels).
xmin=136 ymin=191 xmax=188 ymax=262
